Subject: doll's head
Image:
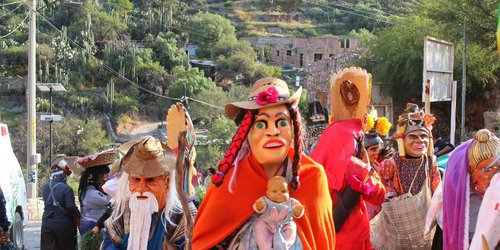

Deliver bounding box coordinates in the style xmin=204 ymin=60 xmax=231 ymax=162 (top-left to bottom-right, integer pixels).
xmin=266 ymin=176 xmax=290 ymax=203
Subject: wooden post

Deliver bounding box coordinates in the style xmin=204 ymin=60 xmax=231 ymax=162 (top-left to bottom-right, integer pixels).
xmin=175 ymin=131 xmax=192 ymax=250
xmin=450 ymin=81 xmax=457 ymax=145
xmin=424 ymin=79 xmax=431 ymax=114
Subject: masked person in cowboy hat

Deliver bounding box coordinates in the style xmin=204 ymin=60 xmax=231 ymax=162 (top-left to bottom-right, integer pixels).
xmin=76 ymin=149 xmax=115 ymax=235
xmin=193 ymin=77 xmax=335 ymax=249
xmin=425 ymin=129 xmax=500 ymax=249
xmin=102 ymin=136 xmax=189 ymax=250
xmin=310 ymin=67 xmax=386 ymax=250
xmin=372 ymin=103 xmax=441 ymax=249
xmin=41 ymin=158 xmax=81 ymax=250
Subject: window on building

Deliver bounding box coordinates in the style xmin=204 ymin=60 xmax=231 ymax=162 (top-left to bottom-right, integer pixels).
xmin=329 ymin=54 xmax=334 ymax=57
xmin=286 ymin=50 xmax=291 ymax=56
xmin=277 ymin=50 xmax=280 ymax=56
xmin=300 ymin=54 xmax=303 ymax=67
xmin=314 ymin=54 xmax=323 ymax=61
xmin=341 ymin=39 xmax=350 ymax=48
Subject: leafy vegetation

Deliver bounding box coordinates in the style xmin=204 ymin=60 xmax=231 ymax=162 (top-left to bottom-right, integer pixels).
xmin=0 ymin=0 xmax=498 ymax=188
xmin=350 ymin=0 xmax=499 ymax=104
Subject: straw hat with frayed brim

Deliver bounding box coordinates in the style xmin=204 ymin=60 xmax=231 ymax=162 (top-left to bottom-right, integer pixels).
xmin=225 ymin=77 xmax=302 ymax=120
xmin=121 ymin=136 xmax=176 ymax=178
xmin=76 ymin=149 xmax=116 ymax=169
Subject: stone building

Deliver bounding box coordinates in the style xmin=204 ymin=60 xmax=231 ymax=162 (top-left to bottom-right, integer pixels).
xmin=302 ymin=51 xmax=359 ymax=106
xmin=271 ymin=36 xmax=358 ymax=69
xmin=241 ymin=36 xmax=358 ymax=69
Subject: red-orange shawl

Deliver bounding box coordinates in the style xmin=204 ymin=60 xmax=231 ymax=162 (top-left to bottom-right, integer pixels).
xmin=192 ymin=148 xmax=335 ymax=250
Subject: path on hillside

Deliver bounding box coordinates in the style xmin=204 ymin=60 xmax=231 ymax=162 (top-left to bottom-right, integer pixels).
xmin=129 ymin=122 xmax=164 ymax=141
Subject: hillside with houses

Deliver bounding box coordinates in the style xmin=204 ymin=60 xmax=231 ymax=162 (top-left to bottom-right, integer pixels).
xmin=0 ymin=0 xmax=498 ymax=193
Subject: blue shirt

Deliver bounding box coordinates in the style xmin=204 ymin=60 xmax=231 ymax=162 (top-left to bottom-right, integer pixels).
xmin=41 ymin=180 xmax=80 ymax=230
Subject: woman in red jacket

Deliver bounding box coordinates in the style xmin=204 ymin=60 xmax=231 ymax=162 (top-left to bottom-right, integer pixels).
xmin=193 ymin=78 xmax=335 ymax=250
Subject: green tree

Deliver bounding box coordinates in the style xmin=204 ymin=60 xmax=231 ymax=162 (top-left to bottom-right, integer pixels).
xmin=104 ymin=0 xmax=134 ymax=17
xmin=52 ymin=118 xmax=110 ymax=157
xmin=345 ymin=2 xmax=389 ymax=32
xmin=168 ymin=67 xmax=217 ymax=98
xmin=213 ymin=40 xmax=281 ymax=84
xmin=357 ymin=0 xmax=499 ymax=104
xmin=361 ymin=15 xmax=437 ymax=103
xmin=137 ymin=62 xmax=170 ymax=95
xmin=187 ymin=13 xmax=237 ymax=59
xmin=195 ymin=117 xmax=237 ymax=171
xmin=149 ymin=32 xmax=189 ymax=72
xmin=67 ymin=3 xmax=127 ymax=44
xmin=251 ymin=64 xmax=282 ymax=83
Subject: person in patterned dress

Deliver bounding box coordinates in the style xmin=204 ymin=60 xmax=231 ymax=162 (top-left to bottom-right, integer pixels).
xmin=377 ymin=103 xmax=441 ymax=198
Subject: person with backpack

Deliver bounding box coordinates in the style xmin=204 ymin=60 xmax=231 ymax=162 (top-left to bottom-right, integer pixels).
xmin=40 ymin=159 xmax=81 ymax=250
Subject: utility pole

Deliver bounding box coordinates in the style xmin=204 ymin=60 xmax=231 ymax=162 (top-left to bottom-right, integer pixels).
xmin=460 ymin=19 xmax=467 ymax=142
xmin=27 ymin=0 xmax=37 ymax=199
xmin=49 ymin=88 xmax=53 ymax=163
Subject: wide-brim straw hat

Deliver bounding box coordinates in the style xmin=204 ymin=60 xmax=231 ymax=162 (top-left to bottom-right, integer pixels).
xmin=76 ymin=149 xmax=116 ymax=169
xmin=224 ymin=77 xmax=302 ymax=120
xmin=121 ymin=136 xmax=176 ymax=178
xmin=52 ymin=154 xmax=82 ymax=175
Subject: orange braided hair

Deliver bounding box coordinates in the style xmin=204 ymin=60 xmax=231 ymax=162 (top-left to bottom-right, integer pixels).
xmin=289 ymin=104 xmax=302 ymax=191
xmin=212 ymin=111 xmax=254 ymax=187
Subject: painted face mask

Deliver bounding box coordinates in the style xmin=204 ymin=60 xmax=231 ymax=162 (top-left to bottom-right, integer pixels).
xmin=128 ymin=175 xmax=169 ymax=210
xmin=248 ymin=105 xmax=293 ymax=168
xmin=404 ymin=130 xmax=430 ymax=157
xmin=471 ymin=156 xmax=500 ymax=196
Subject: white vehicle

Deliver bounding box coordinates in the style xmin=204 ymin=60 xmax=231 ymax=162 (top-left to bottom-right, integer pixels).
xmin=0 ymin=123 xmax=28 ymax=248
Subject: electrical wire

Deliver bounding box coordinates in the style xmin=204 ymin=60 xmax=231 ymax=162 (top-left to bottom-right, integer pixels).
xmin=316 ymin=0 xmax=397 ymax=18
xmin=186 ymin=97 xmax=224 ymax=110
xmin=0 ymin=1 xmax=24 ymax=7
xmin=0 ymin=2 xmax=25 ymax=18
xmin=303 ymin=0 xmax=393 ymax=25
xmin=32 ymin=7 xmax=226 ymax=110
xmin=34 ymin=9 xmax=182 ymax=101
xmin=0 ymin=13 xmax=28 ymax=39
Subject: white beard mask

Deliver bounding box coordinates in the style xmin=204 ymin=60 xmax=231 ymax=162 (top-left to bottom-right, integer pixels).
xmin=127 ymin=192 xmax=159 ymax=250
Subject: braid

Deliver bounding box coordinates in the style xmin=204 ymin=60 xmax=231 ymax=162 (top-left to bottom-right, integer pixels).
xmin=289 ymin=104 xmax=302 ymax=191
xmin=212 ymin=112 xmax=254 ymax=187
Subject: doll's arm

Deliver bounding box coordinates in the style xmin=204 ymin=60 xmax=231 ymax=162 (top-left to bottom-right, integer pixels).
xmin=253 ymin=197 xmax=267 ymax=214
xmin=291 ymin=198 xmax=305 ymax=218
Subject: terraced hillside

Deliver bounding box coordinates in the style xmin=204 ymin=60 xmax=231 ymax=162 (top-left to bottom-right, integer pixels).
xmin=186 ymin=0 xmax=417 ymax=37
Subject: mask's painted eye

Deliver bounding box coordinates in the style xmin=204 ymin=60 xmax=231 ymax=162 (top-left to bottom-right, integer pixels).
xmin=278 ymin=120 xmax=288 ymax=127
xmin=255 ymin=121 xmax=265 ymax=129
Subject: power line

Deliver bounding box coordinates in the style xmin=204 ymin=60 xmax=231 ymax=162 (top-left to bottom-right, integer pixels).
xmin=324 ymin=0 xmax=396 ymax=17
xmin=0 ymin=1 xmax=24 ymax=7
xmin=303 ymin=0 xmax=393 ymax=25
xmin=186 ymin=97 xmax=224 ymax=110
xmin=0 ymin=2 xmax=25 ymax=18
xmin=0 ymin=13 xmax=28 ymax=39
xmin=34 ymin=10 xmax=182 ymax=101
xmin=33 ymin=8 xmax=226 ymax=110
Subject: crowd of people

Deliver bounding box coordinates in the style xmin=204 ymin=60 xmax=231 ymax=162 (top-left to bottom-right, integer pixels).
xmin=32 ymin=67 xmax=498 ymax=250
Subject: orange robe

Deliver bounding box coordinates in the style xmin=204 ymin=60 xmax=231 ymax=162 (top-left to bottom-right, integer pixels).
xmin=192 ymin=148 xmax=335 ymax=250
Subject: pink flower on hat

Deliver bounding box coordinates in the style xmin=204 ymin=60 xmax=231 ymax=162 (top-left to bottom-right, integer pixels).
xmin=256 ymin=87 xmax=279 ymax=105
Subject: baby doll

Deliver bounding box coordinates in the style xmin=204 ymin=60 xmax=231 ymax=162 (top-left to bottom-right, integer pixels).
xmin=253 ymin=176 xmax=305 ymax=250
